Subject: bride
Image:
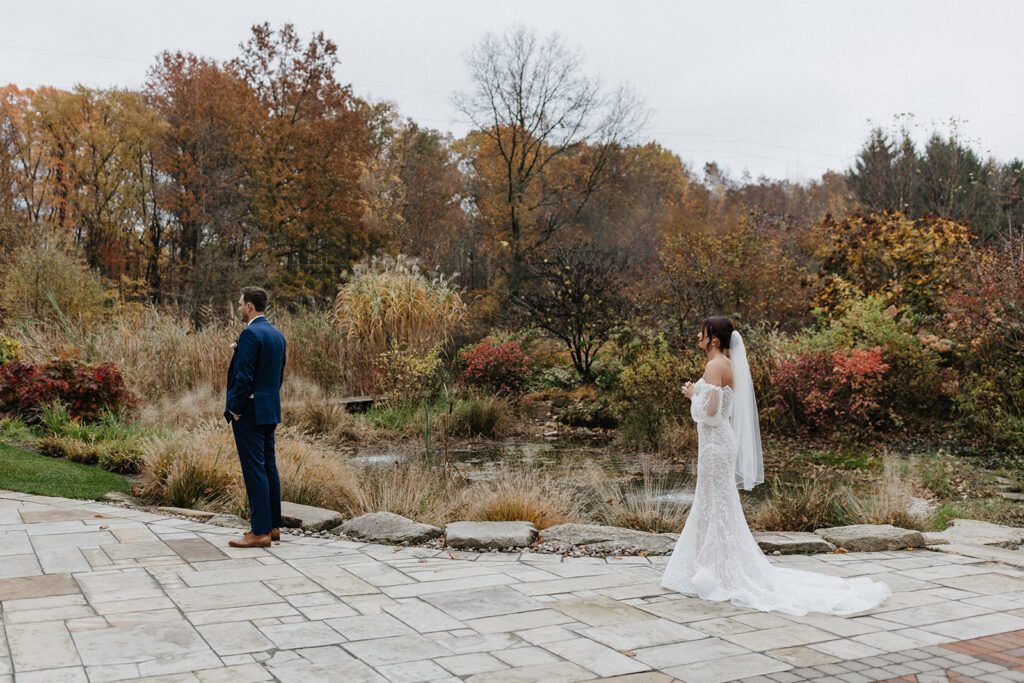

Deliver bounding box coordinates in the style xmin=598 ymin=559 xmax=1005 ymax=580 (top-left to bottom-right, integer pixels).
xmin=661 ymin=316 xmax=891 ymax=616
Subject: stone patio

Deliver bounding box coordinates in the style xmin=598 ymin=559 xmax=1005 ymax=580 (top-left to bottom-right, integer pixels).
xmin=4 ymin=491 xmax=1024 ymax=682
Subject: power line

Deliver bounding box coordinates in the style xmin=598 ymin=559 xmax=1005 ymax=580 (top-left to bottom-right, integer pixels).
xmin=0 ymin=43 xmax=149 ymax=65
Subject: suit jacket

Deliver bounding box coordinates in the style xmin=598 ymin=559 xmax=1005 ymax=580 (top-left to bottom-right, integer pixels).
xmin=225 ymin=316 xmax=287 ymax=425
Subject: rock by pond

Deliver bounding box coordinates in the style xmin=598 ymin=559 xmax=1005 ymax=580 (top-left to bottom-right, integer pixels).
xmin=335 ymin=512 xmax=442 ymax=544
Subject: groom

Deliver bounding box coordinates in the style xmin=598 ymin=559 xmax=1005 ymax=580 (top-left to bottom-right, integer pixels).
xmin=224 ymin=286 xmax=287 ymax=548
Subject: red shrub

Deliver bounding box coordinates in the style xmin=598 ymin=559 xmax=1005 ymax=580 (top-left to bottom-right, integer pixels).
xmin=460 ymin=339 xmax=531 ymax=394
xmin=771 ymin=347 xmax=890 ymax=431
xmin=0 ymin=356 xmax=138 ymax=421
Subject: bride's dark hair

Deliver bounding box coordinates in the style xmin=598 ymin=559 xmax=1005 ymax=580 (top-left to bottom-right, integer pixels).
xmin=701 ymin=316 xmax=735 ymax=351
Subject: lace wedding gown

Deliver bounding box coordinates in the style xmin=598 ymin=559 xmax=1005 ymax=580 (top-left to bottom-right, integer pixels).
xmin=661 ymin=379 xmax=891 ymax=616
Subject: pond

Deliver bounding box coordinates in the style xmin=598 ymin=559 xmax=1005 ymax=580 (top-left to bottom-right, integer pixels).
xmin=349 ymin=436 xmax=698 ymax=508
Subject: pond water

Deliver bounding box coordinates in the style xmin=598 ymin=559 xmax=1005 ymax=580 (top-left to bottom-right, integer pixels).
xmin=350 ymin=436 xmax=697 ymax=507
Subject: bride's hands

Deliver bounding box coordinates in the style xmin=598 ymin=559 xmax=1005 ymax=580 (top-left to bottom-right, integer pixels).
xmin=682 ymin=381 xmax=695 ymax=399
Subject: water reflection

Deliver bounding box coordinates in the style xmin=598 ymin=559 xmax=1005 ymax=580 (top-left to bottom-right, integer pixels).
xmin=349 ymin=437 xmax=695 ymax=506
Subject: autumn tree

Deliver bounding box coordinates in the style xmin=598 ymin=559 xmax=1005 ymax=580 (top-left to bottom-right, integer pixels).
xmin=145 ymin=52 xmax=258 ymax=309
xmin=454 ymin=26 xmax=644 ymax=293
xmin=360 ymin=115 xmax=471 ymax=281
xmin=815 ymin=212 xmax=973 ymax=318
xmin=847 ymin=120 xmax=1022 ymax=242
xmin=0 ymin=86 xmax=53 ymax=250
xmin=658 ymin=210 xmax=816 ymax=333
xmin=229 ymin=23 xmax=374 ymax=302
xmin=513 ymin=244 xmax=632 ymax=381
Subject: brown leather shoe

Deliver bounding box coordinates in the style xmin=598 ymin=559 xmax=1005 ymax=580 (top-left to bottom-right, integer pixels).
xmin=271 ymin=527 xmax=281 ymax=542
xmin=229 ymin=531 xmax=272 ymax=548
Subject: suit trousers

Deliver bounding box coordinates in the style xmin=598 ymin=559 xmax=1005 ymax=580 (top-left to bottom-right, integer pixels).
xmin=231 ymin=409 xmax=282 ymax=536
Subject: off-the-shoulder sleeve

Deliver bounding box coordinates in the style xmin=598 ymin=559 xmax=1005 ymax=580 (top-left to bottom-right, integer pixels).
xmin=690 ymin=383 xmax=724 ymax=425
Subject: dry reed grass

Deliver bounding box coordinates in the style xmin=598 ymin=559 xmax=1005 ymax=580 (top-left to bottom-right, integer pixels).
xmin=461 ymin=465 xmax=584 ymax=529
xmin=6 ymin=306 xmax=353 ymax=400
xmin=587 ymin=466 xmax=692 ymax=533
xmin=139 ymin=424 xmax=361 ymax=516
xmin=843 ymin=457 xmax=929 ymax=530
xmin=334 ymin=255 xmax=466 ymax=393
xmin=748 ymin=472 xmax=849 ymax=532
xmin=350 ymin=459 xmax=466 ymax=525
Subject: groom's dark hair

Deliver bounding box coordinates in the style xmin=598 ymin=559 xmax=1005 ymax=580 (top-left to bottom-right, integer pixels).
xmin=701 ymin=316 xmax=734 ymax=351
xmin=241 ymin=287 xmax=269 ymax=312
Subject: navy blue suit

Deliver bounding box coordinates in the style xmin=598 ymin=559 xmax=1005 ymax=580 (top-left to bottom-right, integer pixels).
xmin=225 ymin=316 xmax=287 ymax=535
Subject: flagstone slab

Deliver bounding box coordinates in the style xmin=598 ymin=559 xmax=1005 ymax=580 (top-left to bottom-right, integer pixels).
xmin=166 ymin=582 xmax=284 ymax=611
xmin=923 ymin=518 xmax=1024 ymax=548
xmin=814 ymin=524 xmax=925 ymax=552
xmin=18 ymin=508 xmax=109 ymax=524
xmin=540 ymin=524 xmax=677 ymax=554
xmin=0 ymin=573 xmax=80 ymax=601
xmin=754 ymin=531 xmax=837 ymax=555
xmin=445 ymin=521 xmax=538 ymax=550
xmin=341 ymin=633 xmax=450 ymax=666
xmin=0 ymin=554 xmax=41 ymax=579
xmin=71 ymin=617 xmax=211 ymax=666
xmin=164 ymin=538 xmax=230 ymax=562
xmin=6 ymin=620 xmax=82 ymax=671
xmin=9 ymin=491 xmax=1024 ymax=682
xmin=422 ymin=586 xmax=547 ymax=621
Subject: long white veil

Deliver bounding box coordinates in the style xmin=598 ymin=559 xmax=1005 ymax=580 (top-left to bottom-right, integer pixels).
xmin=730 ymin=330 xmax=764 ymax=490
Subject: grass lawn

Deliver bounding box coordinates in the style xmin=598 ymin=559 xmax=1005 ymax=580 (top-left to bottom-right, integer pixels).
xmin=0 ymin=442 xmax=131 ymax=499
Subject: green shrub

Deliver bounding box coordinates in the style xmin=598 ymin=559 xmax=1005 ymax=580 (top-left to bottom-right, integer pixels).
xmin=954 ymin=369 xmax=1024 ymax=457
xmin=0 ymin=334 xmax=21 ymax=365
xmin=749 ymin=474 xmax=850 ymax=532
xmin=558 ymin=395 xmax=620 ymax=429
xmin=529 ymin=365 xmax=580 ymax=391
xmin=615 ymin=337 xmax=700 ymax=449
xmin=34 ymin=402 xmax=146 ymax=473
xmin=97 ymin=442 xmax=145 ymax=474
xmin=442 ymin=396 xmax=510 ymax=438
xmin=0 ymin=416 xmax=34 ymax=442
xmin=794 ymin=296 xmax=946 ymax=422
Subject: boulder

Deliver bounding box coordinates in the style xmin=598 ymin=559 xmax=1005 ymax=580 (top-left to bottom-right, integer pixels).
xmin=540 ymin=523 xmax=677 ymax=554
xmin=814 ymin=524 xmax=924 ymax=552
xmin=923 ymin=519 xmax=1024 ymax=548
xmin=280 ymin=501 xmax=345 ymax=531
xmin=334 ymin=512 xmax=441 ymax=544
xmin=445 ymin=521 xmax=538 ymax=550
xmin=754 ymin=531 xmax=836 ymax=555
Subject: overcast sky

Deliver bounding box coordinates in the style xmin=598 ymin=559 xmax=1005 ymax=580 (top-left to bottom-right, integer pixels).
xmin=2 ymin=0 xmax=1021 ymax=181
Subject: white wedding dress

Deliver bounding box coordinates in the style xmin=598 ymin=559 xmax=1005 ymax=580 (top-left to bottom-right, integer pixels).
xmin=661 ymin=378 xmax=892 ymax=616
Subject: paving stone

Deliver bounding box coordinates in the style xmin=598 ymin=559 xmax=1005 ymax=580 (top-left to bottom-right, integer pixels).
xmin=0 ymin=573 xmax=79 ymax=600
xmin=463 ymin=661 xmax=593 ymax=682
xmin=342 ymin=634 xmax=450 ymax=666
xmin=664 ymin=652 xmax=791 ymax=682
xmin=445 ymin=521 xmax=538 ymax=550
xmin=753 ymin=531 xmax=836 ymax=555
xmin=435 ymin=653 xmax=508 ymax=676
xmin=13 ymin=492 xmax=1024 ymax=683
xmin=421 ymin=586 xmax=546 ymax=620
xmin=544 ymin=637 xmax=651 ymax=677
xmin=540 ymin=523 xmax=677 ymax=555
xmin=258 ymin=621 xmax=346 ymax=649
xmin=579 ymin=618 xmax=704 ymax=650
xmin=197 ymin=622 xmax=274 ymax=655
xmin=814 ymin=524 xmax=925 ymax=552
xmin=6 ymin=620 xmax=81 ymax=671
